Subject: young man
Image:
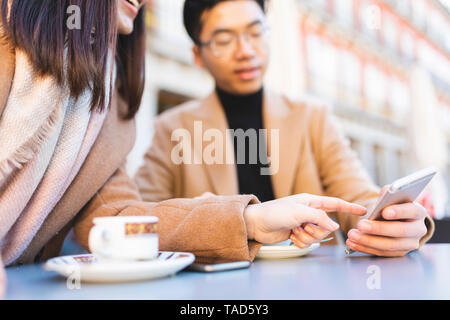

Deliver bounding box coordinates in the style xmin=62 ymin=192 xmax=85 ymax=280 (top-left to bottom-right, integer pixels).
xmin=135 ymin=0 xmax=434 ymax=256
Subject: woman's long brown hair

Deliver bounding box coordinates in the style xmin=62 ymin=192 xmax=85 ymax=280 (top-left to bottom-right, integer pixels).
xmin=1 ymin=0 xmax=145 ymax=119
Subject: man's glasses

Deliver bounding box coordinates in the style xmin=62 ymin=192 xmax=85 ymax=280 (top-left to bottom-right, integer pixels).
xmin=198 ymin=22 xmax=270 ymax=57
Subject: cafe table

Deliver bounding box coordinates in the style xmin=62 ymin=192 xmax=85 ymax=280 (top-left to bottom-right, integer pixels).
xmin=4 ymin=244 xmax=450 ymax=300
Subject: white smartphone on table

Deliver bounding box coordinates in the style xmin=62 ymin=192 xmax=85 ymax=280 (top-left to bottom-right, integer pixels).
xmin=345 ymin=167 xmax=437 ymax=255
xmin=186 ymin=261 xmax=251 ymax=273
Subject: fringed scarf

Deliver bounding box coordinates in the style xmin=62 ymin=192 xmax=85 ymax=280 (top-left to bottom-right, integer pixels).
xmin=0 ymin=49 xmax=114 ymax=269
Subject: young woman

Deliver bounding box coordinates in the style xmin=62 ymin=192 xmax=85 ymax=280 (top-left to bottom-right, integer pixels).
xmin=0 ymin=0 xmax=368 ymax=298
xmin=0 ymin=0 xmax=147 ymax=296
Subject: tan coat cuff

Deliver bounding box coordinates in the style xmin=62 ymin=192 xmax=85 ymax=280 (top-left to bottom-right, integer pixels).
xmin=162 ymin=194 xmax=261 ymax=264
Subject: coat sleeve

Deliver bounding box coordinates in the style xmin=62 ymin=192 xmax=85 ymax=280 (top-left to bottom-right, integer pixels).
xmin=310 ymin=105 xmax=434 ymax=246
xmin=74 ymin=164 xmax=262 ymax=263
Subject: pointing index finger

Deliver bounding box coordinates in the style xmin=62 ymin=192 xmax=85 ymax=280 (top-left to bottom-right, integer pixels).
xmin=304 ymin=195 xmax=367 ymax=216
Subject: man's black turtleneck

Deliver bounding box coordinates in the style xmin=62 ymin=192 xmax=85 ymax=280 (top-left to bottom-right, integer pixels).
xmin=216 ymin=86 xmax=275 ymax=202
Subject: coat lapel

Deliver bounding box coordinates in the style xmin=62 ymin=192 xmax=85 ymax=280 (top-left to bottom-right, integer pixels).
xmin=190 ymin=90 xmax=304 ymax=199
xmin=184 ymin=92 xmax=239 ymax=196
xmin=263 ymin=90 xmax=304 ymax=199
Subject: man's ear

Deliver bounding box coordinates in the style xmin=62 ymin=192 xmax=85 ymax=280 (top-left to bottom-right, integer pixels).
xmin=193 ymin=45 xmax=205 ymax=69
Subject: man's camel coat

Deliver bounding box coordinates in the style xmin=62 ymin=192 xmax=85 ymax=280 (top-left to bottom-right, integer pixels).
xmin=135 ymin=90 xmax=435 ymax=245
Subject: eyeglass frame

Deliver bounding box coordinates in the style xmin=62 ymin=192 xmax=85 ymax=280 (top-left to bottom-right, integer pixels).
xmin=196 ymin=20 xmax=270 ymax=57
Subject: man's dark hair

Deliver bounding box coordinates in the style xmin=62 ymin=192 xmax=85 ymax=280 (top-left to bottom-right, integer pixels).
xmin=183 ymin=0 xmax=266 ymax=44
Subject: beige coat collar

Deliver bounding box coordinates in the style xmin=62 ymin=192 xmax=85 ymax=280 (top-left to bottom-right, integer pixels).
xmin=185 ymin=89 xmax=304 ymax=199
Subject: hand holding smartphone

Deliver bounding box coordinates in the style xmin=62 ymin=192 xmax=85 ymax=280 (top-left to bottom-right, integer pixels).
xmin=345 ymin=167 xmax=437 ymax=255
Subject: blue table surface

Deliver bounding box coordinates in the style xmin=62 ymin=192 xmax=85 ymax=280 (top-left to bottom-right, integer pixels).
xmin=4 ymin=244 xmax=450 ymax=300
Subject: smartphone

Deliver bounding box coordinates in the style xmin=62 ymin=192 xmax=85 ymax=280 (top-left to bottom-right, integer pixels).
xmin=345 ymin=167 xmax=437 ymax=254
xmin=186 ymin=261 xmax=251 ymax=273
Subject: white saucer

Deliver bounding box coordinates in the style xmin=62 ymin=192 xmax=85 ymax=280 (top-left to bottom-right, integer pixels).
xmin=44 ymin=251 xmax=195 ymax=283
xmin=256 ymin=242 xmax=320 ymax=259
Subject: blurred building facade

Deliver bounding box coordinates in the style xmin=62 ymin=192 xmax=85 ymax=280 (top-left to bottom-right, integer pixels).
xmin=127 ymin=0 xmax=450 ymax=217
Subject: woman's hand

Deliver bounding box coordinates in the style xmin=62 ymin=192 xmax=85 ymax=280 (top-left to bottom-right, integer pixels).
xmin=290 ymin=224 xmax=332 ymax=248
xmin=244 ymin=193 xmax=367 ymax=244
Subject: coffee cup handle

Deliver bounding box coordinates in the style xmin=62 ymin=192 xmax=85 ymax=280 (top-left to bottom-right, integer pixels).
xmin=88 ymin=225 xmax=113 ymax=258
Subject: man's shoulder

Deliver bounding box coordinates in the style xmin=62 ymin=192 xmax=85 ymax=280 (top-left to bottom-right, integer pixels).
xmin=155 ymin=96 xmax=209 ymax=126
xmin=268 ymin=90 xmax=333 ymax=118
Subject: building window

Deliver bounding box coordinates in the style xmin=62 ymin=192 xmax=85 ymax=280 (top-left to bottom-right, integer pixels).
xmin=359 ymin=0 xmax=381 ymax=38
xmin=396 ymin=0 xmax=411 ymax=17
xmin=374 ymin=144 xmax=386 ymax=186
xmin=417 ymin=40 xmax=449 ymax=82
xmin=364 ymin=64 xmax=387 ymax=114
xmin=382 ymin=14 xmax=398 ymax=52
xmin=444 ymin=22 xmax=450 ymax=52
xmin=334 ymin=0 xmax=354 ymax=27
xmin=339 ymin=49 xmax=362 ymax=106
xmin=306 ymin=34 xmax=338 ymax=99
xmin=411 ymin=0 xmax=426 ymax=29
xmin=400 ymin=29 xmax=415 ymax=60
xmin=309 ymin=0 xmax=328 ymax=10
xmin=153 ymin=0 xmax=191 ymax=46
xmin=428 ymin=9 xmax=446 ymax=47
xmin=389 ymin=78 xmax=410 ymax=121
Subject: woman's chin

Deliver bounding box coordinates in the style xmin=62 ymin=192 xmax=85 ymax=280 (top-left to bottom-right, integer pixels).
xmin=118 ymin=19 xmax=134 ymax=35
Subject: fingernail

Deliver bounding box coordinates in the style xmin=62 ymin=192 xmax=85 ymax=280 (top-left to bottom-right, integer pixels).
xmin=359 ymin=220 xmax=371 ymax=232
xmin=347 ymin=240 xmax=355 ymax=248
xmin=349 ymin=230 xmax=360 ymax=240
xmin=330 ymin=221 xmax=339 ymax=230
xmin=356 ymin=204 xmax=367 ymax=211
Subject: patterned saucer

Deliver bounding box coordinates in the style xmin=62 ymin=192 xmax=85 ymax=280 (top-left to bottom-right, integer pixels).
xmin=44 ymin=251 xmax=195 ymax=283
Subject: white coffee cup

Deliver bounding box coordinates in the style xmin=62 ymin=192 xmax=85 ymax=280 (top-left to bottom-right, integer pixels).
xmin=88 ymin=216 xmax=159 ymax=261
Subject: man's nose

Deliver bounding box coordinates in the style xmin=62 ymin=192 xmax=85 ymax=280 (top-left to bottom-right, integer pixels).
xmin=235 ymin=34 xmax=256 ymax=59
